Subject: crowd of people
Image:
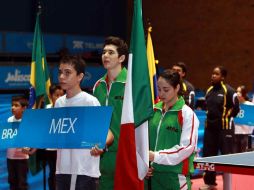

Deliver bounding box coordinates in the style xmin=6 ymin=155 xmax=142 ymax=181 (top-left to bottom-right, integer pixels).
xmin=5 ymin=36 xmax=254 ymax=190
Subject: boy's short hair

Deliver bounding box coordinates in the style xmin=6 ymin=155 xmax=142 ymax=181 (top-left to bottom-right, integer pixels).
xmin=59 ymin=55 xmax=86 ymax=75
xmin=12 ymin=95 xmax=29 ymax=107
xmin=49 ymin=84 xmax=62 ymax=95
xmin=104 ymin=36 xmax=128 ymax=63
xmin=173 ymin=62 xmax=187 ymax=73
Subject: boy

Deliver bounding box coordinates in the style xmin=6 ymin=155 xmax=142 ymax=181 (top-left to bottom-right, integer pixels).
xmin=93 ymin=36 xmax=128 ymax=190
xmin=46 ymin=84 xmax=65 ymax=108
xmin=172 ymin=62 xmax=195 ymax=109
xmin=7 ymin=95 xmax=34 ymax=190
xmin=55 ymin=55 xmax=101 ymax=190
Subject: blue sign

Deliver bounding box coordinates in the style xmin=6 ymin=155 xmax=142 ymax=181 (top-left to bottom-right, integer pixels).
xmin=0 ymin=122 xmax=20 ymax=148
xmin=0 ymin=66 xmax=30 ymax=89
xmin=66 ymin=35 xmax=104 ymax=53
xmin=235 ymin=104 xmax=254 ymax=126
xmin=0 ymin=106 xmax=112 ymax=149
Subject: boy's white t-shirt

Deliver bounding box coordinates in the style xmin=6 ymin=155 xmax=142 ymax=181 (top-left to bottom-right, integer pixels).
xmin=7 ymin=116 xmax=29 ymax=160
xmin=55 ymin=91 xmax=101 ymax=177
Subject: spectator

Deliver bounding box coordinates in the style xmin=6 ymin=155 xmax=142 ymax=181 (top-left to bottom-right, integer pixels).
xmin=172 ymin=62 xmax=195 ymax=109
xmin=234 ymin=85 xmax=254 ymax=153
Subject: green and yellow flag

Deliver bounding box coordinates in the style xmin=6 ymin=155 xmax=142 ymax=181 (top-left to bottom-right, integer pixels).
xmin=29 ymin=12 xmax=51 ymax=109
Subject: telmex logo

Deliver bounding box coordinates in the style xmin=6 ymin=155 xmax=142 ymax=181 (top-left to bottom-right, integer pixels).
xmin=5 ymin=69 xmax=30 ymax=83
xmin=72 ymin=41 xmax=103 ymax=50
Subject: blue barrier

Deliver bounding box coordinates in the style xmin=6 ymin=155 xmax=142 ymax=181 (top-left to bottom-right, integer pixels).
xmin=193 ymin=110 xmax=206 ymax=176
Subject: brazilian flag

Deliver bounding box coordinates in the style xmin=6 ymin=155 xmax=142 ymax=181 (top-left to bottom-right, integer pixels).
xmin=28 ymin=12 xmax=51 ymax=175
xmin=29 ymin=12 xmax=51 ymax=109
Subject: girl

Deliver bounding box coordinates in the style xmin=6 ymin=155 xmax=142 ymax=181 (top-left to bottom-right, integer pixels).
xmin=234 ymin=85 xmax=254 ymax=153
xmin=147 ymin=69 xmax=199 ymax=190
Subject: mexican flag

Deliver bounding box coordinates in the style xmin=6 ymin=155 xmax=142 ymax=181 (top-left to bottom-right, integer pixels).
xmin=114 ymin=0 xmax=154 ymax=189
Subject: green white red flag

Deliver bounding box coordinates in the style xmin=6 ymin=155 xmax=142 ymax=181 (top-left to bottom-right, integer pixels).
xmin=114 ymin=0 xmax=153 ymax=189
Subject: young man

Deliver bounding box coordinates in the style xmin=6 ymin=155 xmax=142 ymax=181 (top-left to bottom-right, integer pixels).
xmin=93 ymin=36 xmax=128 ymax=190
xmin=55 ymin=55 xmax=101 ymax=190
xmin=200 ymin=66 xmax=240 ymax=190
xmin=7 ymin=95 xmax=34 ymax=190
xmin=172 ymin=62 xmax=195 ymax=109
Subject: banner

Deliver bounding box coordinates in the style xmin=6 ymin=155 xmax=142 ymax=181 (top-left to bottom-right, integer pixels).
xmin=3 ymin=31 xmax=103 ymax=54
xmin=0 ymin=106 xmax=112 ymax=149
xmin=0 ymin=65 xmax=106 ymax=90
xmin=0 ymin=66 xmax=30 ymax=89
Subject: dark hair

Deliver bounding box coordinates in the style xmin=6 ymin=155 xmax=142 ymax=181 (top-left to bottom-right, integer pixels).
xmin=49 ymin=84 xmax=62 ymax=96
xmin=159 ymin=69 xmax=181 ymax=88
xmin=12 ymin=95 xmax=29 ymax=107
xmin=173 ymin=62 xmax=187 ymax=73
xmin=59 ymin=55 xmax=86 ymax=75
xmin=104 ymin=36 xmax=128 ymax=64
xmin=238 ymin=85 xmax=249 ymax=101
xmin=216 ymin=65 xmax=227 ymax=78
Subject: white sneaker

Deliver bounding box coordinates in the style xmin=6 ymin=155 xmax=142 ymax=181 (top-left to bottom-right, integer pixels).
xmin=199 ymin=184 xmax=217 ymax=190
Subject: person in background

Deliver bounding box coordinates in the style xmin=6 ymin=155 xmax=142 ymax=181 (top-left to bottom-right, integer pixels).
xmin=172 ymin=62 xmax=195 ymax=109
xmin=234 ymin=85 xmax=254 ymax=153
xmin=147 ymin=69 xmax=199 ymax=190
xmin=200 ymin=66 xmax=240 ymax=190
xmin=46 ymin=84 xmax=65 ymax=109
xmin=7 ymin=95 xmax=35 ymax=190
xmin=45 ymin=84 xmax=64 ymax=190
xmin=55 ymin=55 xmax=101 ymax=190
xmin=92 ymin=36 xmax=128 ymax=190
